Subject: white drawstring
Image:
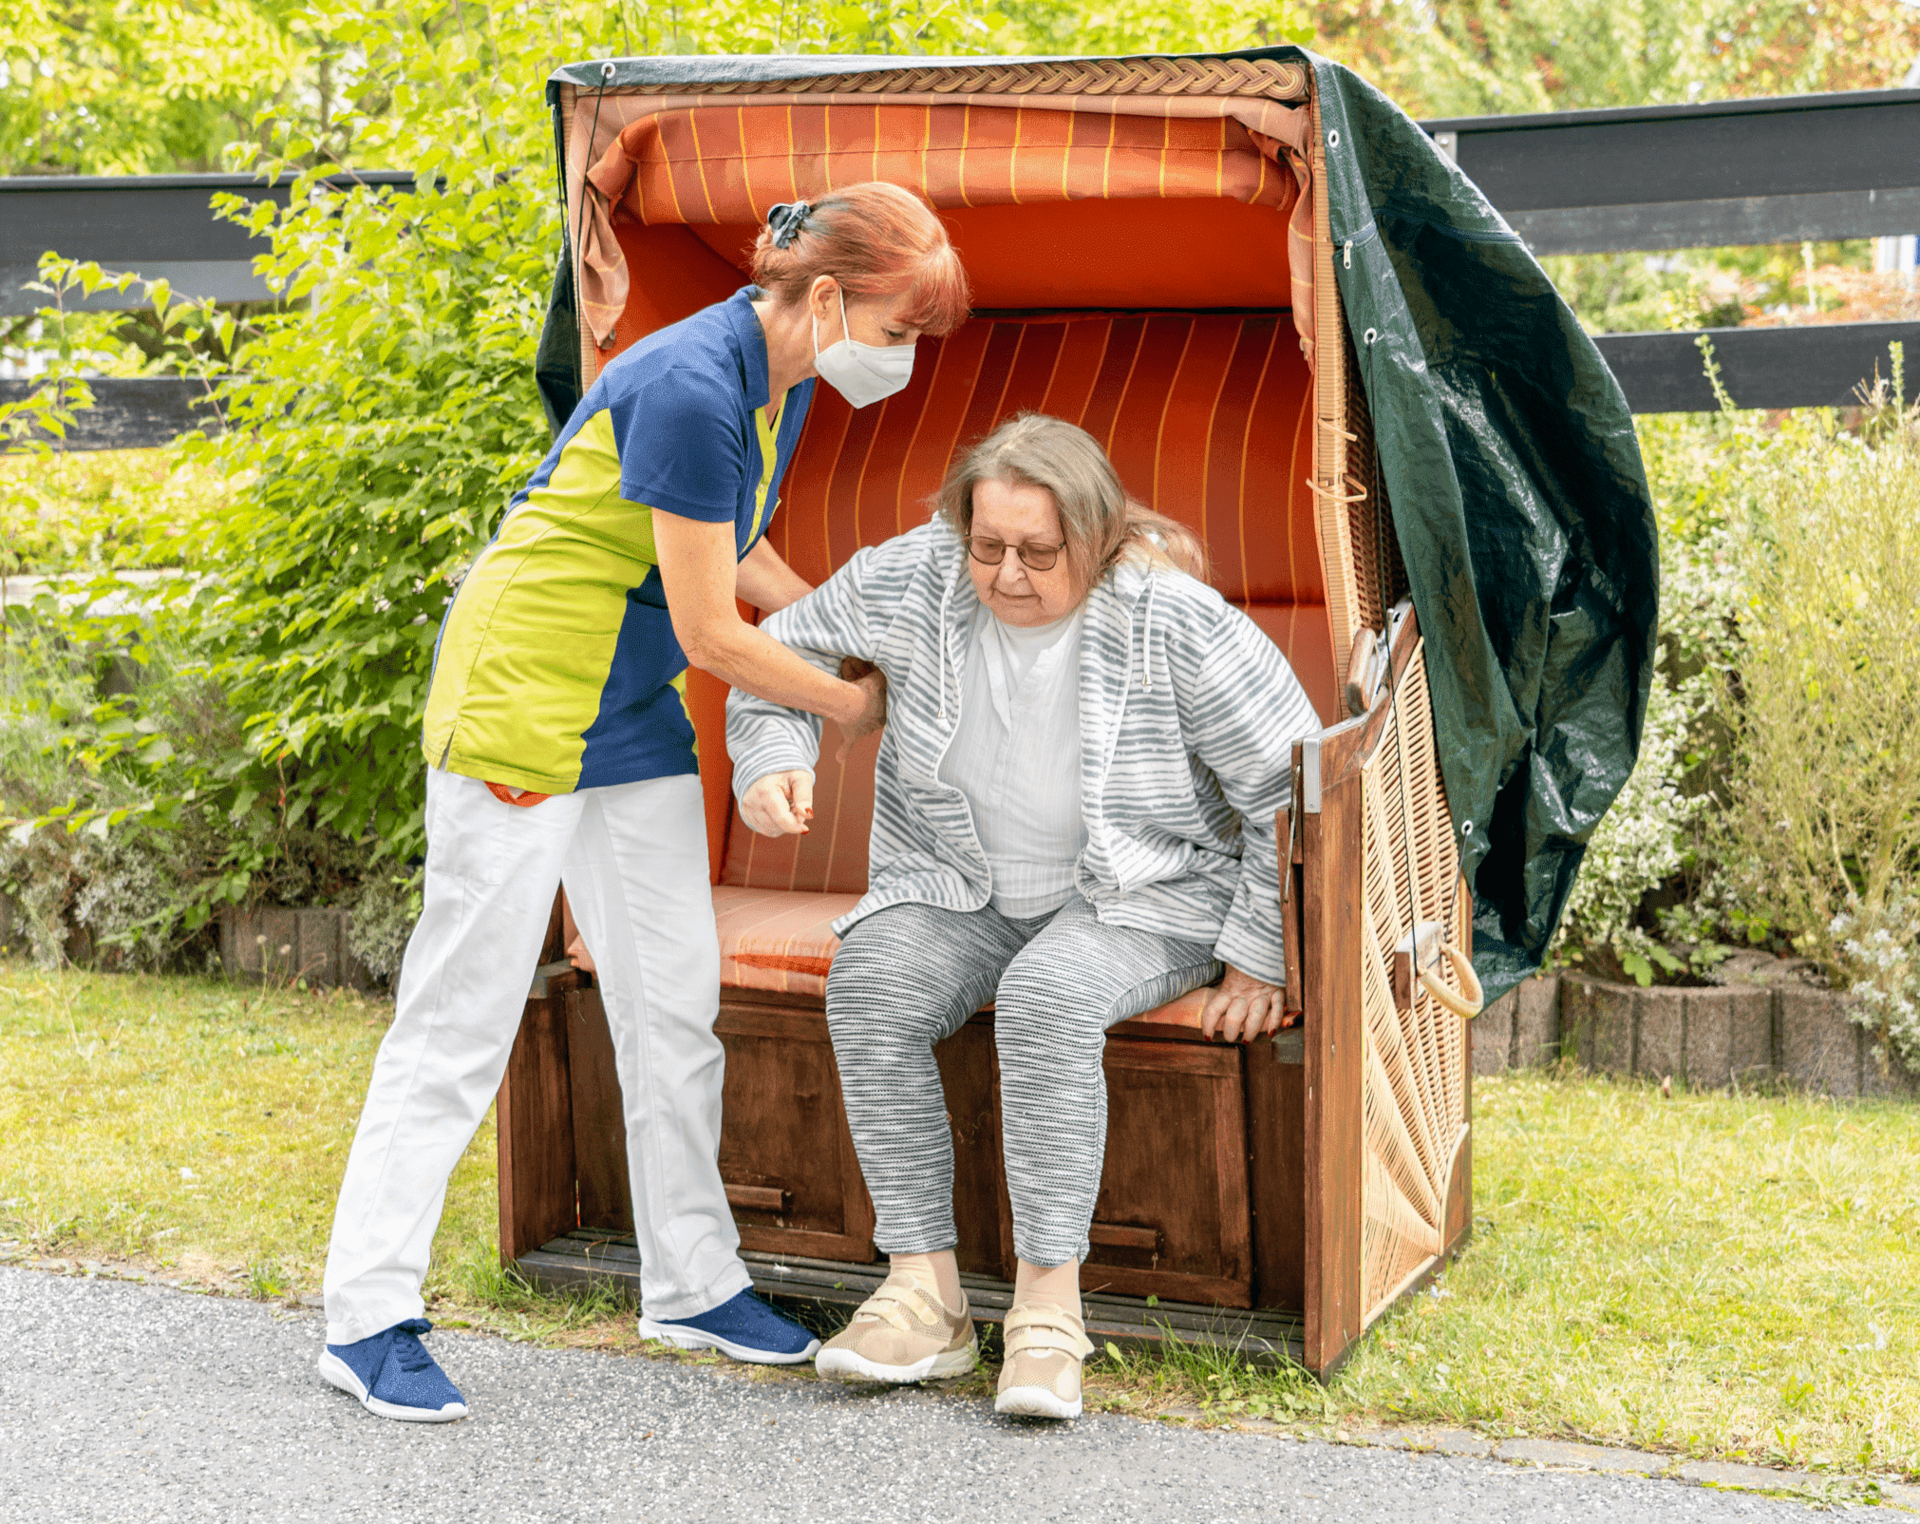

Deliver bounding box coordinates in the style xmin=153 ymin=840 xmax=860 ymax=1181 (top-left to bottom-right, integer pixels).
xmin=936 ymin=577 xmax=954 ymax=722
xmin=1140 ymin=571 xmax=1158 ymax=692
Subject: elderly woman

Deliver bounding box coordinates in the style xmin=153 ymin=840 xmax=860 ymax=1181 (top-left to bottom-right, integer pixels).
xmin=725 ymin=413 xmax=1320 ymax=1420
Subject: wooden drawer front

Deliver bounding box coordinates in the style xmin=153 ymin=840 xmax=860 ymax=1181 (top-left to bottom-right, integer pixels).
xmin=716 ymin=1003 xmax=876 ymax=1262
xmin=1082 ymin=1039 xmax=1253 ymax=1308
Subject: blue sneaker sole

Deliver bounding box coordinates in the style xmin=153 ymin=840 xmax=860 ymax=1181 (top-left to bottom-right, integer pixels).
xmin=637 ymin=1316 xmax=821 ymax=1365
xmin=318 ymin=1349 xmax=468 ymax=1423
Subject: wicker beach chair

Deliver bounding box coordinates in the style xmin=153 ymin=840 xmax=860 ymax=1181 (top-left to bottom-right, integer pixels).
xmin=494 ymin=47 xmax=1653 ymax=1376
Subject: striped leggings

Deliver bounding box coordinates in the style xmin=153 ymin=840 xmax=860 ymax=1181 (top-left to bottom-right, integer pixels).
xmin=824 ymin=896 xmax=1221 ymax=1268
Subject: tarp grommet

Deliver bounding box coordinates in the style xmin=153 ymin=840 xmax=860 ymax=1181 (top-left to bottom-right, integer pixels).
xmin=1462 ymin=820 xmax=1474 ymax=836
xmin=1327 ymin=129 xmax=1341 ymax=148
xmin=1364 ymin=328 xmax=1378 ymax=345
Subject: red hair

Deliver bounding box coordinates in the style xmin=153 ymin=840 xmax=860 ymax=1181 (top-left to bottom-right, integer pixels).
xmin=750 ymin=181 xmax=969 ymax=337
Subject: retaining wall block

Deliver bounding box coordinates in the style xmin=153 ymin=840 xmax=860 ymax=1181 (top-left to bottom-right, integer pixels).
xmin=1776 ymin=989 xmax=1862 ymax=1098
xmin=1590 ymin=980 xmax=1638 ymax=1076
xmin=1513 ymin=976 xmax=1560 ymax=1067
xmin=219 ymin=905 xmax=375 ymax=990
xmin=1560 ymin=976 xmax=1599 ymax=1069
xmin=1683 ymin=986 xmax=1774 ymax=1090
xmin=1633 ymin=986 xmax=1685 ymax=1080
xmin=1728 ymin=986 xmax=1776 ymax=1086
xmin=295 ymin=908 xmax=341 ymax=986
xmin=259 ymin=909 xmax=300 ymax=982
xmin=1473 ymin=988 xmax=1517 ymax=1075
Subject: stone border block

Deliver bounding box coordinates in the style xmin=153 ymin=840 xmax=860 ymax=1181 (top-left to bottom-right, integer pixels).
xmin=1562 ymin=975 xmax=1636 ymax=1075
xmin=1513 ymin=976 xmax=1560 ymax=1067
xmin=1676 ymin=1459 xmax=1805 ymax=1490
xmin=1428 ymin=1428 xmax=1497 ymax=1458
xmin=1634 ymin=986 xmax=1684 ymax=1080
xmin=1681 ymin=986 xmax=1774 ymax=1090
xmin=1496 ymin=1437 xmax=1665 ymax=1474
xmin=1776 ymin=989 xmax=1862 ymax=1098
xmin=1473 ymin=988 xmax=1517 ymax=1075
xmin=1862 ymin=1045 xmax=1920 ymax=1101
xmin=219 ymin=906 xmax=375 ymax=990
xmin=295 ymin=908 xmax=341 ymax=986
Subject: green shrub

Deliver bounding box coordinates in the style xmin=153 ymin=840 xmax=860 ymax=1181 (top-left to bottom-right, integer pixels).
xmin=1718 ymin=360 xmax=1920 ymax=1066
xmin=5 ymin=0 xmax=1014 ymax=966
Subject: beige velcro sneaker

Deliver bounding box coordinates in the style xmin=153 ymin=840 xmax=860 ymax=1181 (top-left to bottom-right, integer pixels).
xmin=994 ymin=1302 xmax=1096 ymax=1419
xmin=815 ymin=1275 xmax=977 ymax=1384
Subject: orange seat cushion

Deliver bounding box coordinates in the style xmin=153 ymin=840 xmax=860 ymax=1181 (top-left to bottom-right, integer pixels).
xmin=714 ymin=884 xmax=1212 ymax=1033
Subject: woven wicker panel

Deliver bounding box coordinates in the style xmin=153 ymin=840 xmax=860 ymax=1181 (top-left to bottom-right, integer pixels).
xmin=1304 ymin=87 xmax=1361 ymax=695
xmin=1342 ymin=334 xmax=1410 ymax=637
xmin=1357 ymin=640 xmax=1471 ymax=1325
xmin=619 ymin=56 xmax=1309 ymax=104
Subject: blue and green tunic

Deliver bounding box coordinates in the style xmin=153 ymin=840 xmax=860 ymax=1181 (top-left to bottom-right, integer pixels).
xmin=423 ymin=288 xmax=814 ymax=795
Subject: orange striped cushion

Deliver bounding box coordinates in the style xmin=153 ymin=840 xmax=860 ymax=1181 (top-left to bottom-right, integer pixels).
xmin=593 ymin=104 xmax=1294 ymax=230
xmin=713 ymin=884 xmax=863 ymax=996
xmin=713 ymin=883 xmax=1214 ymax=1031
xmin=707 ymin=310 xmax=1335 ymax=893
xmin=768 ymin=312 xmax=1322 ymax=608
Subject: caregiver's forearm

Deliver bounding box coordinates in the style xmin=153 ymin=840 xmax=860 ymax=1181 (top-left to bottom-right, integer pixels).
xmin=686 ymin=618 xmax=866 ymax=726
xmin=735 ymin=537 xmax=813 ymax=614
xmin=656 ymin=510 xmax=866 ymax=726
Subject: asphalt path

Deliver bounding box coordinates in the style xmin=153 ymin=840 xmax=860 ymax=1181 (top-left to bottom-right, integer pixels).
xmin=1 ymin=1266 xmax=1843 ymax=1524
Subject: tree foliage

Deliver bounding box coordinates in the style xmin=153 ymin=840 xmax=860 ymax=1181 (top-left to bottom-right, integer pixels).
xmin=6 ymin=0 xmax=1918 ymax=964
xmin=1 ymin=0 xmax=310 ymax=174
xmin=1312 ymin=0 xmax=1920 ymax=117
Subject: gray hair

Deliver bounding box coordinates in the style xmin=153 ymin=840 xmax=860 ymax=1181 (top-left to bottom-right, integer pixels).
xmin=932 ymin=413 xmax=1208 ymax=598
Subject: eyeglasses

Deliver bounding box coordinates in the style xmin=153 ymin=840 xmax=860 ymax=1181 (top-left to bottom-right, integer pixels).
xmin=965 ymin=535 xmax=1066 ymax=572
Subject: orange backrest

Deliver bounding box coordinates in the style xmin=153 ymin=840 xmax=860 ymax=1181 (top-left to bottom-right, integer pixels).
xmin=588 ymin=123 xmax=1332 ymax=887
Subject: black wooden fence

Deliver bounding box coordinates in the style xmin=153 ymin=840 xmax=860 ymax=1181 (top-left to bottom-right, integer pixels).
xmin=3 ymin=87 xmax=1917 ymax=446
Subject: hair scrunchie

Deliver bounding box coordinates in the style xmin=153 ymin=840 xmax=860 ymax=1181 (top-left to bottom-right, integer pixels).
xmin=767 ymin=201 xmax=813 ymax=249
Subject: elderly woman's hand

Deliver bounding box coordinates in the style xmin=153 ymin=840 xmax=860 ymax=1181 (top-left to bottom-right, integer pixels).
xmin=740 ymin=770 xmax=814 ymax=837
xmin=1201 ymin=965 xmax=1292 ymax=1042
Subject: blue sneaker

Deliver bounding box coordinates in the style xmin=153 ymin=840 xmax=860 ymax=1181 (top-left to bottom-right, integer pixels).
xmin=639 ymin=1289 xmax=821 ymax=1365
xmin=318 ymin=1318 xmax=468 ymax=1422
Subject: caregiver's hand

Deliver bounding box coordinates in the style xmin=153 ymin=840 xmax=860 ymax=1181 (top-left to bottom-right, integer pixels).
xmin=835 ymin=657 xmax=887 ymax=760
xmin=1201 ymin=965 xmax=1291 ymax=1043
xmin=741 ymin=770 xmax=814 ymax=837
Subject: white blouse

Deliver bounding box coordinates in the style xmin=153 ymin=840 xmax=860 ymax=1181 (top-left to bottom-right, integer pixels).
xmin=938 ymin=602 xmax=1088 ymax=920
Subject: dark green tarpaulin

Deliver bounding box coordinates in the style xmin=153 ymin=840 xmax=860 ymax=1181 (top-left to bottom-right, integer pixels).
xmin=1299 ymin=52 xmax=1660 ymax=1000
xmin=542 ymin=49 xmax=1660 ymax=1002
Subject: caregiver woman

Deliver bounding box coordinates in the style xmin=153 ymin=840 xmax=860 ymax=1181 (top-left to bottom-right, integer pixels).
xmin=315 ymin=183 xmax=969 ymax=1423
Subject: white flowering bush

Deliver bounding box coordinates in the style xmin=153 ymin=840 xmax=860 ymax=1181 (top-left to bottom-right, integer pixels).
xmin=345 ymin=867 xmax=423 ymax=984
xmin=1831 ymin=888 xmax=1920 ymax=1074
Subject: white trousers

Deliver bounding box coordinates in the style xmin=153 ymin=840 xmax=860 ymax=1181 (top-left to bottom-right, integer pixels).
xmin=322 ymin=768 xmax=749 ymax=1346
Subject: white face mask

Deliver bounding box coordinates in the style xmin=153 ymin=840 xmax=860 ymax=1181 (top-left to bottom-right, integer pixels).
xmin=812 ymin=287 xmax=914 ymax=409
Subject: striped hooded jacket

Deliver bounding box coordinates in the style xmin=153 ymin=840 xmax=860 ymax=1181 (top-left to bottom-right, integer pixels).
xmin=724 ymin=521 xmax=1323 ymax=985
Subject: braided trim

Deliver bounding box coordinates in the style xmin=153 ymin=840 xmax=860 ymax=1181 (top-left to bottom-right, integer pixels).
xmin=626 ymin=56 xmax=1309 ymax=105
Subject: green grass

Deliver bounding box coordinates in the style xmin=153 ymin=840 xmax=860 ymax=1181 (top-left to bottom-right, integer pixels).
xmin=0 ymin=961 xmax=496 ymax=1302
xmin=3 ymin=958 xmax=1917 ymax=1479
xmin=1091 ymin=1071 xmax=1920 ymax=1482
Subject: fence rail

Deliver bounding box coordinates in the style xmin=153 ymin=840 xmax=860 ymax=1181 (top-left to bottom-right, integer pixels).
xmin=3 ymin=86 xmax=1917 ymax=439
